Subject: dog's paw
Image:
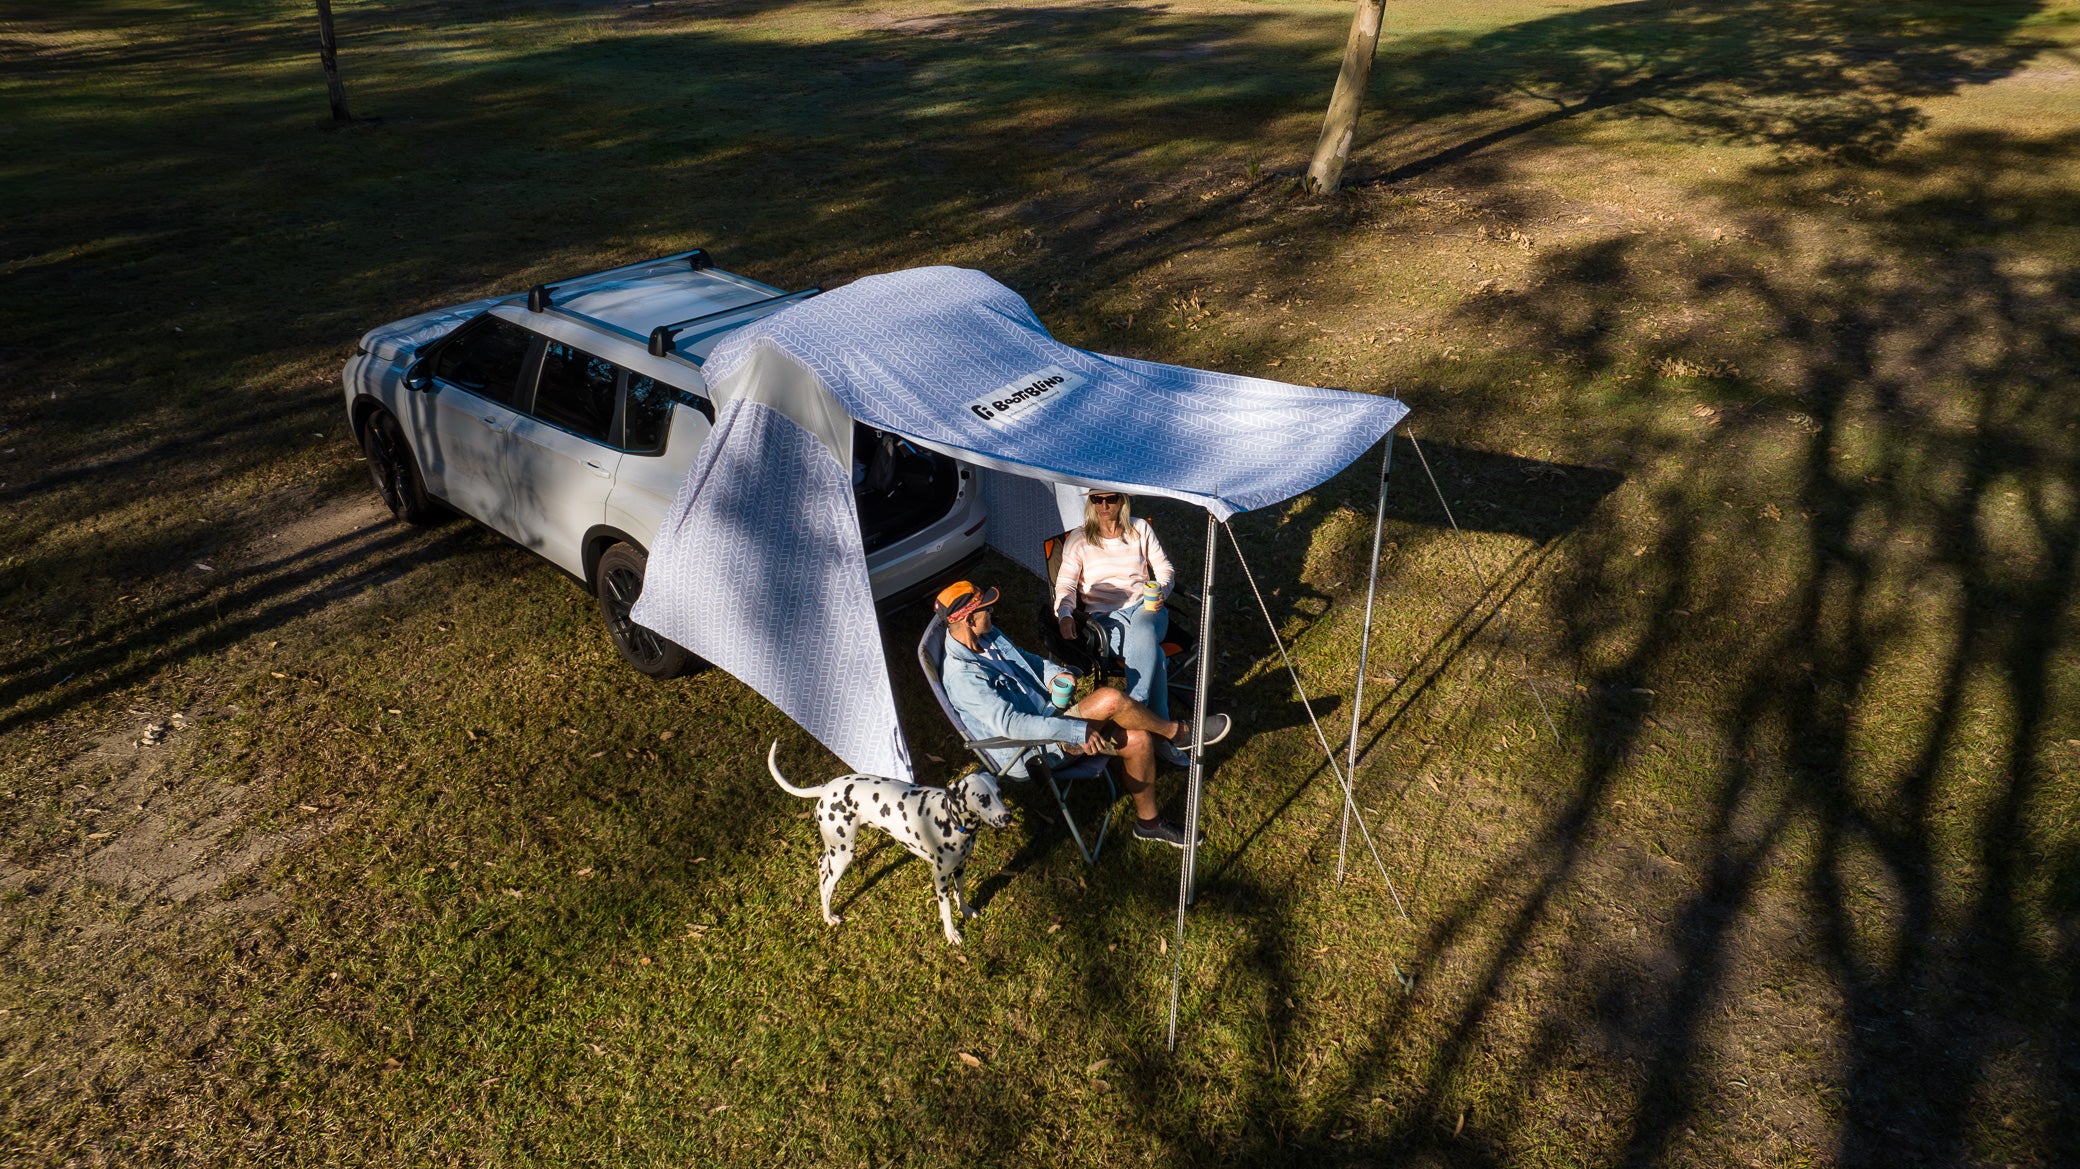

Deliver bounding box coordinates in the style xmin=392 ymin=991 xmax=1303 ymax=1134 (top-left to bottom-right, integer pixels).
xmin=960 ymin=904 xmax=980 ymax=920
xmin=944 ymin=929 xmax=964 ymax=946
xmin=823 ymin=912 xmax=844 ymax=926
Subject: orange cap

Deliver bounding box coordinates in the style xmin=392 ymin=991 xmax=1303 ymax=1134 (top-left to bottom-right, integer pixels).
xmin=934 ymin=581 xmax=999 ymax=622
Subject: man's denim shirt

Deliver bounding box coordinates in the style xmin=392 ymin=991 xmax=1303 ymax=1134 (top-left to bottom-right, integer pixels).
xmin=941 ymin=625 xmax=1087 ymax=777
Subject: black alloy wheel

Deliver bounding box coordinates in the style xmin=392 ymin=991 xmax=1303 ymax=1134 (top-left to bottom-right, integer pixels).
xmin=362 ymin=411 xmax=434 ymax=524
xmin=595 ymin=542 xmax=695 ymax=679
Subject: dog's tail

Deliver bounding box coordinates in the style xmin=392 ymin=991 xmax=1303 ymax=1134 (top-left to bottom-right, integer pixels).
xmin=766 ymin=741 xmax=830 ymax=799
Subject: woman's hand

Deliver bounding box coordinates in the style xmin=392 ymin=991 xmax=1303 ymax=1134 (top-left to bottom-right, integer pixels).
xmin=1058 ymin=615 xmax=1078 ymax=640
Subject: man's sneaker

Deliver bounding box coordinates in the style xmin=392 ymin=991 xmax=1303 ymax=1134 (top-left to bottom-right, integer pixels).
xmin=1157 ymin=739 xmax=1192 ymax=769
xmin=1133 ymin=816 xmax=1206 ymax=849
xmin=1168 ymin=713 xmax=1231 ymax=752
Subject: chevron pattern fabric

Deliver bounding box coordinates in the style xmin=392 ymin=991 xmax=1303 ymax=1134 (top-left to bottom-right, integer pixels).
xmin=629 ymin=397 xmax=912 ymax=780
xmin=978 ymin=469 xmax=1065 ymax=580
xmin=705 ymin=266 xmax=1409 ymax=520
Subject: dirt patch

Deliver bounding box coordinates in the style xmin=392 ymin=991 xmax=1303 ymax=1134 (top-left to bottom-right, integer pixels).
xmin=1 ymin=709 xmax=312 ymax=932
xmin=1 ymin=492 xmax=389 ymax=927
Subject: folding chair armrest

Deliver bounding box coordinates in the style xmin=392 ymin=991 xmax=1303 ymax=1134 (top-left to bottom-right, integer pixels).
xmin=966 ymin=736 xmax=1070 ymax=751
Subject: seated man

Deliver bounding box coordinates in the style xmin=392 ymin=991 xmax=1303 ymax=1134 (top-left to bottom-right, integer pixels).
xmin=934 ymin=580 xmax=1229 ymax=849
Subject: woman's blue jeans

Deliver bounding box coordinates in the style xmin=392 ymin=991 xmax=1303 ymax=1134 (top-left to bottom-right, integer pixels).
xmin=1090 ymin=603 xmax=1169 ymax=719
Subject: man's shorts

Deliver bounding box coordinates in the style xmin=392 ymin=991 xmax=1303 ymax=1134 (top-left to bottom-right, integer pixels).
xmin=1029 ymin=700 xmax=1123 ymax=774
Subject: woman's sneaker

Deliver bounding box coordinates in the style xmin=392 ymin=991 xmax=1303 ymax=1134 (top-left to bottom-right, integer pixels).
xmin=1133 ymin=816 xmax=1206 ymax=849
xmin=1168 ymin=713 xmax=1231 ymax=752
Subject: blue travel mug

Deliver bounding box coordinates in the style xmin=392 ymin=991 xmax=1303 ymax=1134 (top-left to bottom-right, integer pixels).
xmin=1050 ymin=674 xmax=1075 ymax=710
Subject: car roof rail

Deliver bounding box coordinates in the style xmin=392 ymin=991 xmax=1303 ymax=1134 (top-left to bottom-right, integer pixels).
xmin=647 ymin=287 xmax=821 ymax=356
xmin=525 ymin=249 xmax=715 ymax=313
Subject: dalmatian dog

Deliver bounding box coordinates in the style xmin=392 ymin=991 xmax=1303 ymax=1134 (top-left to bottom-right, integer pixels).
xmin=766 ymin=741 xmax=1014 ymax=946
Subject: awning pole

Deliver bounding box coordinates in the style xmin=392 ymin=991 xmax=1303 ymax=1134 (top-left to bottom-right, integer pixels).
xmin=1167 ymin=508 xmax=1219 ymax=1051
xmin=1338 ymin=436 xmax=1394 ymax=884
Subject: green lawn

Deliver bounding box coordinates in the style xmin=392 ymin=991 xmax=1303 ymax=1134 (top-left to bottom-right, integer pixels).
xmin=4 ymin=0 xmax=2080 ymax=1164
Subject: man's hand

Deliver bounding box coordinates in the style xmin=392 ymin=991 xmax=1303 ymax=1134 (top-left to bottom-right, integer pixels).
xmin=1058 ymin=615 xmax=1077 ymax=640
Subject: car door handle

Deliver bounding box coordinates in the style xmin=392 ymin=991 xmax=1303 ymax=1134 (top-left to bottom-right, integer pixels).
xmin=585 ymin=461 xmax=611 ymax=479
xmin=481 ymin=415 xmax=506 ymax=431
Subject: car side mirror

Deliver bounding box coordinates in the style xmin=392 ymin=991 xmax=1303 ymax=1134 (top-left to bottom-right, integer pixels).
xmin=403 ymin=360 xmax=433 ymax=392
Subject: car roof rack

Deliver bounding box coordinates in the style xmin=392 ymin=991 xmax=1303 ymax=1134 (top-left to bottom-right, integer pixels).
xmin=647 ymin=287 xmax=821 ymax=356
xmin=526 ymin=248 xmax=714 ymax=313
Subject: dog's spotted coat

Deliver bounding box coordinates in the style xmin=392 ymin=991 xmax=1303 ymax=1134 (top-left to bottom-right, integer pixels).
xmin=767 ymin=741 xmax=1013 ymax=945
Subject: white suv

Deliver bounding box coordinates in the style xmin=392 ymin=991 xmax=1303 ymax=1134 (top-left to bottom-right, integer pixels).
xmin=342 ymin=250 xmax=988 ymax=677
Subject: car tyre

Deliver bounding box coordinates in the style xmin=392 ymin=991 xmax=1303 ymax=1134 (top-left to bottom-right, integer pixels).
xmin=595 ymin=542 xmax=696 ymax=679
xmin=362 ymin=410 xmax=435 ymax=525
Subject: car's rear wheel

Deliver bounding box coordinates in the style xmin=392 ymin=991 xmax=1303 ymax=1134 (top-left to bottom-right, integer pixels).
xmin=362 ymin=410 xmax=435 ymax=525
xmin=595 ymin=542 xmax=695 ymax=679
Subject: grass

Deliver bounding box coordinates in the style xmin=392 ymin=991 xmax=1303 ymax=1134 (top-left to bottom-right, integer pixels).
xmin=4 ymin=0 xmax=2080 ymax=1164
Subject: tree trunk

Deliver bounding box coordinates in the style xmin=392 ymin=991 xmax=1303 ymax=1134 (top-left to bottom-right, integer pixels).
xmin=1304 ymin=0 xmax=1389 ymax=195
xmin=316 ymin=0 xmax=353 ymax=124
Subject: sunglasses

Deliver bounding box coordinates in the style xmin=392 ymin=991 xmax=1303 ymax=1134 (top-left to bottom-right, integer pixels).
xmin=1089 ymin=494 xmax=1124 ymax=505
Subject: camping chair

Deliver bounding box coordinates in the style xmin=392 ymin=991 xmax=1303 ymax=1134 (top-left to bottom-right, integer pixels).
xmin=1034 ymin=530 xmax=1199 ymax=698
xmin=917 ymin=612 xmax=1117 ymax=865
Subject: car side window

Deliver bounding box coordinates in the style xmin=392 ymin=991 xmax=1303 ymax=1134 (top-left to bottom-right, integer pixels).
xmin=431 ymin=316 xmax=535 ymax=406
xmin=532 ymin=341 xmax=618 ymax=442
xmin=623 ymin=374 xmax=713 ymax=455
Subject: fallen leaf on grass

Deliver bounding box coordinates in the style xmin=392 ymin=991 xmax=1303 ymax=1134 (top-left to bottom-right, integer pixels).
xmin=86 ymin=832 xmax=111 ymax=841
xmin=382 ymin=1057 xmax=403 ymax=1071
xmin=1047 ymin=923 xmax=1061 ymax=934
xmin=297 ymin=805 xmax=320 ymax=813
xmin=479 ymin=1076 xmax=504 ymax=1087
xmin=589 ymin=750 xmax=606 ymax=759
xmin=575 ymin=867 xmax=594 ymax=878
xmin=1087 ymin=1058 xmax=1113 ymax=1075
xmin=709 ymin=1104 xmax=729 ymax=1114
xmin=957 ymin=1052 xmax=983 ymax=1069
xmin=588 ymin=1043 xmax=605 ymax=1056
xmin=503 ymin=888 xmax=523 ymax=899
xmin=270 ymin=672 xmax=287 ymax=679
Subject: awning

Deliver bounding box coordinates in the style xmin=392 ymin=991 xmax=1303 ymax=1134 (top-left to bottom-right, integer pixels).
xmin=631 ymin=267 xmax=1409 ymax=780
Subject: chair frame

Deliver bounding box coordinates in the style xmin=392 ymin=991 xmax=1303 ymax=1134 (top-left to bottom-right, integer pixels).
xmin=917 ymin=612 xmax=1117 ymax=865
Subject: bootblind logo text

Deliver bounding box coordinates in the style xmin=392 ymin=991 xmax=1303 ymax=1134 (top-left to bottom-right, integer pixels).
xmin=964 ymin=366 xmax=1088 ymax=426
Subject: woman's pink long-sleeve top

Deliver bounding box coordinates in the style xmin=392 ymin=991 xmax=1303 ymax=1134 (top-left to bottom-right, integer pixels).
xmin=1052 ymin=519 xmax=1175 ymax=619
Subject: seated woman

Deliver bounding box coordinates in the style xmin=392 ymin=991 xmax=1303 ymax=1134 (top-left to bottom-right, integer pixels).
xmin=1053 ymin=491 xmax=1175 ymax=721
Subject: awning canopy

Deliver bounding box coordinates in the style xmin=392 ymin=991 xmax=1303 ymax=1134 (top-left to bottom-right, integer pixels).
xmin=630 ymin=267 xmax=1409 ymax=780
xmin=699 ymin=266 xmax=1408 ymax=521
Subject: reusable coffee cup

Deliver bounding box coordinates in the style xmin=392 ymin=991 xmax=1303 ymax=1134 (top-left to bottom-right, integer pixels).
xmin=1050 ymin=674 xmax=1075 ymax=710
xmin=1141 ymin=581 xmax=1163 ymax=612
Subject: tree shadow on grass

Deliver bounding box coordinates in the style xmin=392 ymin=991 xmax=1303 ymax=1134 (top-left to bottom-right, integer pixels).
xmin=1235 ymin=124 xmax=2080 ymax=1167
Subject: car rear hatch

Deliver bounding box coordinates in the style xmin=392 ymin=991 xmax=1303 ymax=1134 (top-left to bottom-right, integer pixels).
xmin=853 ymin=423 xmax=962 ymax=553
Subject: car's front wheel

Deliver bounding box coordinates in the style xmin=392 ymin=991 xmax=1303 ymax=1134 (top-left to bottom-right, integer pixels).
xmin=595 ymin=542 xmax=696 ymax=679
xmin=362 ymin=409 xmax=435 ymax=525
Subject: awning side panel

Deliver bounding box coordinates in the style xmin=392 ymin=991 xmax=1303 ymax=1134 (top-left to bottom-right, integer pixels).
xmin=979 ymin=469 xmax=1071 ymax=580
xmin=630 ymin=397 xmax=912 ymax=780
